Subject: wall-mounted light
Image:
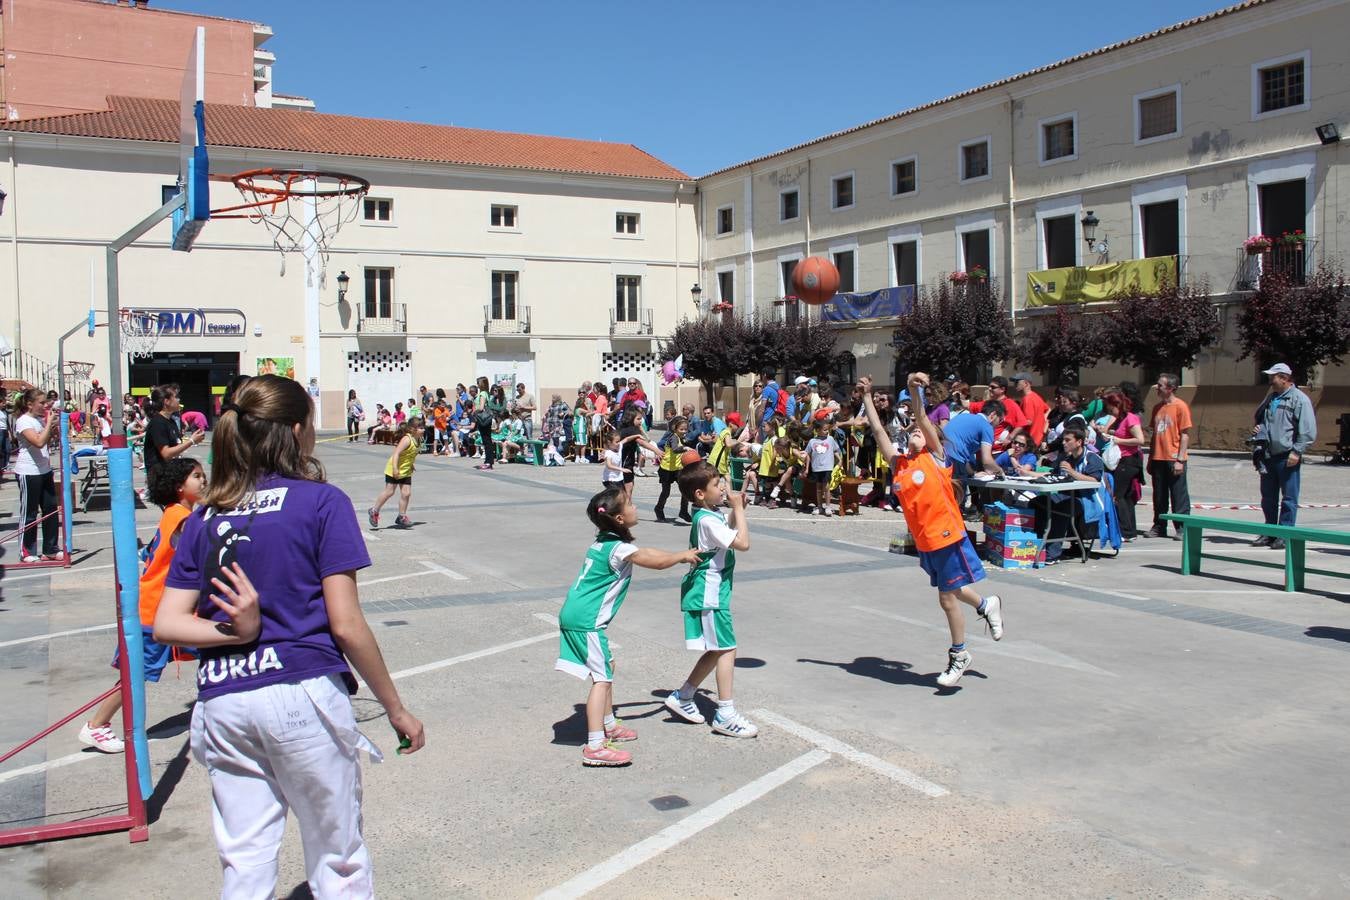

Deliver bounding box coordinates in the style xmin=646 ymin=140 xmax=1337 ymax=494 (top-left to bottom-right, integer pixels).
xmin=336 ymin=269 xmax=350 ymax=304
xmin=690 ymin=283 xmax=702 ymax=310
xmin=1315 ymin=123 xmax=1341 ymax=145
xmin=1081 ymin=209 xmax=1109 ymax=258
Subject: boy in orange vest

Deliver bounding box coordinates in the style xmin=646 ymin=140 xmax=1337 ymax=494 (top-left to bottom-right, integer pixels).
xmin=859 ymin=373 xmax=1005 ymax=687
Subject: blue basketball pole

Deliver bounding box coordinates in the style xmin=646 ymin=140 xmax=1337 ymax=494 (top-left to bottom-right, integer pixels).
xmin=108 ymin=448 xmax=152 ymax=800
xmin=60 ymin=413 xmax=74 ymax=555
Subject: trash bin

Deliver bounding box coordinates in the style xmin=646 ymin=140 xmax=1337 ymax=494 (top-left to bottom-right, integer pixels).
xmin=729 ymin=456 xmax=747 ymax=492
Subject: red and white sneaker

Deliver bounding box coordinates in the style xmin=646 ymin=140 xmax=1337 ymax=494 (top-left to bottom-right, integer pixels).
xmin=604 ymin=721 xmax=638 ymax=742
xmin=78 ymin=722 xmax=125 ymax=753
xmin=581 ymin=742 xmax=632 ymax=767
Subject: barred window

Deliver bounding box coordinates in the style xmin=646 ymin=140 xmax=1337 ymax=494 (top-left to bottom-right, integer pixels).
xmin=1138 ymin=91 xmax=1178 ymax=140
xmin=1260 ymin=60 xmax=1304 ymax=113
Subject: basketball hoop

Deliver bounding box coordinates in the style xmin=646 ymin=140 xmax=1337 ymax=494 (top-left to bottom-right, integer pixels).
xmin=119 ymin=310 xmax=164 ymax=359
xmin=212 ymin=168 xmax=370 ymax=284
xmin=65 ymin=360 xmax=95 ymax=381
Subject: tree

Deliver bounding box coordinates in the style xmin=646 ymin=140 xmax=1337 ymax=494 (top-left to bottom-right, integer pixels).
xmin=1236 ymin=266 xmax=1350 ymax=383
xmin=890 ymin=279 xmax=1014 ymax=383
xmin=1013 ymin=305 xmax=1104 ymax=386
xmin=660 ymin=315 xmax=747 ymax=407
xmin=1101 ymin=277 xmax=1221 ymax=376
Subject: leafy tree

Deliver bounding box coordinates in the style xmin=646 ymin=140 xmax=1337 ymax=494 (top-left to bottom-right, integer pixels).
xmin=1236 ymin=266 xmax=1350 ymax=383
xmin=890 ymin=279 xmax=1014 ymax=383
xmin=1013 ymin=305 xmax=1104 ymax=386
xmin=1101 ymin=277 xmax=1221 ymax=376
xmin=660 ymin=315 xmax=747 ymax=407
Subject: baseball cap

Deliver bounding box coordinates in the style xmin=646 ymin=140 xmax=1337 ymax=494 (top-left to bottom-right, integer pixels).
xmin=808 ymin=378 xmax=818 ymax=386
xmin=1262 ymin=363 xmax=1292 ymax=376
xmin=793 ymin=376 xmax=810 ymax=386
xmin=725 ymin=411 xmax=743 ymax=428
xmin=1011 ymin=372 xmax=1034 ymax=383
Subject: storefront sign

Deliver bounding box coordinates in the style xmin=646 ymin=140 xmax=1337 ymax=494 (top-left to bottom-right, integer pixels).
xmin=124 ymin=307 xmax=247 ymax=336
xmin=1026 ymin=256 xmax=1177 ymax=306
xmin=820 ymin=286 xmax=916 ymax=323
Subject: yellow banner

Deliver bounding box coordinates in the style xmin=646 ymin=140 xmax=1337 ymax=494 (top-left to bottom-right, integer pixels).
xmin=1026 ymin=256 xmax=1177 ymax=306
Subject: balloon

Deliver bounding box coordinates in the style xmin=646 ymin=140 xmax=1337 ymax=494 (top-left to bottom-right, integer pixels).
xmin=661 ymin=354 xmax=685 ymax=385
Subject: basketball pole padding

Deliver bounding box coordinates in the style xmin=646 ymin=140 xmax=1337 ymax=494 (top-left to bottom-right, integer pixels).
xmin=109 ymin=447 xmax=152 ymax=799
xmin=60 ymin=413 xmax=74 ymax=555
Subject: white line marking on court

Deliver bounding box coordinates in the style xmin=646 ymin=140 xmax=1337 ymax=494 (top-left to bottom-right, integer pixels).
xmin=832 ymin=539 xmax=888 ymax=553
xmin=358 ymin=571 xmax=426 ymax=588
xmin=1153 ymin=589 xmax=1274 ymax=594
xmin=1041 ymin=580 xmax=1151 ymax=601
xmin=0 ymin=736 xmax=171 ymax=786
xmin=533 ymin=613 xmax=558 ymax=625
xmin=0 ymin=623 xmax=116 ymax=649
xmin=753 ymin=708 xmax=949 ymax=797
xmin=418 ymin=559 xmax=467 ymax=580
xmin=362 ymin=531 xmax=381 ymax=542
xmin=851 ymin=605 xmax=1116 ymax=678
xmin=537 ymin=749 xmax=830 ymax=899
xmin=388 ymin=632 xmax=555 ymax=681
xmin=5 ymin=563 xmax=116 ymax=583
xmin=74 ymin=525 xmax=157 ymax=538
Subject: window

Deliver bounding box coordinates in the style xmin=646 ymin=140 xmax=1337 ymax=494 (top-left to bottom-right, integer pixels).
xmin=1259 ymin=58 xmax=1305 ymax=114
xmin=1137 ymin=89 xmax=1179 ymax=142
xmin=615 ymin=276 xmax=640 ymax=322
xmin=960 ymin=139 xmax=990 ymax=181
xmin=615 ymin=212 xmax=640 ymax=235
xmin=363 ymin=198 xmax=392 ymax=222
xmin=780 ymin=259 xmax=801 ymax=324
xmin=832 ymin=249 xmax=856 ymax=293
xmin=832 ymin=173 xmax=854 ymax=210
xmin=717 ymin=269 xmax=734 ymax=306
xmin=363 ymin=267 xmax=393 ymax=319
xmin=490 ymin=204 xmax=517 ymax=228
xmin=1041 ymin=116 xmax=1076 ymax=162
xmin=491 ymin=271 xmax=518 ymax=320
xmin=716 ymin=205 xmax=733 ymax=235
xmin=1043 ymin=215 xmax=1076 ymax=268
xmin=1141 ymin=200 xmax=1180 ymax=258
xmin=961 ymin=230 xmax=990 ymax=275
xmin=892 ymin=241 xmax=917 ymax=288
xmin=891 ymin=158 xmax=916 ymax=196
xmin=780 ymin=189 xmax=799 ymax=222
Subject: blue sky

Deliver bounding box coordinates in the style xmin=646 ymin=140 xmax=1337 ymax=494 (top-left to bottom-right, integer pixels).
xmin=171 ymin=0 xmax=1233 ymax=177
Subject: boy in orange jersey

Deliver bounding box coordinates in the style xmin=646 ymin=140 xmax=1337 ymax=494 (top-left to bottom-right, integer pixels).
xmin=859 ymin=373 xmax=1004 ymax=687
xmin=76 ymin=457 xmax=205 ymax=752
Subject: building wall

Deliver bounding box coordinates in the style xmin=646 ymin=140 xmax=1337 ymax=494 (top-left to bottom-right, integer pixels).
xmin=696 ymin=0 xmax=1350 ymax=445
xmin=0 ymin=136 xmax=697 ymax=428
xmin=0 ymin=0 xmax=260 ymax=120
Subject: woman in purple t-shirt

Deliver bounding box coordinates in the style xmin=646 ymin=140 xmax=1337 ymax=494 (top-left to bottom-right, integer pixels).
xmin=154 ymin=374 xmax=425 ymax=899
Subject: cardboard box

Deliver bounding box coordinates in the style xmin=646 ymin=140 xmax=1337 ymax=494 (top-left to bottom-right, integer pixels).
xmin=983 ymin=502 xmax=1035 ymax=533
xmin=984 ymin=533 xmax=1046 ymax=569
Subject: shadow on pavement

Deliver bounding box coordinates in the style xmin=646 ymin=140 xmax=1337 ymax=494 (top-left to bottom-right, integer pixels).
xmin=1306 ymin=626 xmax=1350 ymax=643
xmin=797 ymin=655 xmax=985 ymax=694
xmin=1140 ymin=563 xmax=1350 ymax=602
xmin=551 ymin=699 xmax=668 ymax=745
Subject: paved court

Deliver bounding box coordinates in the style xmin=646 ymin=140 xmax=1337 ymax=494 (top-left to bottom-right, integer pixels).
xmin=2 ymin=441 xmax=1349 ymax=898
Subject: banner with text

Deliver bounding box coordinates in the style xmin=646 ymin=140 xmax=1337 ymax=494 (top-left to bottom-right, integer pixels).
xmin=820 ymin=285 xmax=916 ymax=323
xmin=1026 ymin=256 xmax=1177 ymax=306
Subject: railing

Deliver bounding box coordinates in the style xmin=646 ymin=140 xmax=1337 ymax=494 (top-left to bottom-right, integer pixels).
xmin=1235 ymin=240 xmax=1317 ymax=289
xmin=483 ymin=304 xmax=531 ymax=334
xmin=356 ymin=302 xmax=407 ymax=334
xmin=771 ymin=297 xmax=802 ymax=325
xmin=609 ymin=307 xmax=653 ymax=335
xmin=0 ymin=347 xmax=56 ymax=390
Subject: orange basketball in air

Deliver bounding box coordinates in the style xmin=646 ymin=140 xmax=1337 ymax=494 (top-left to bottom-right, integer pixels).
xmin=680 ymin=448 xmax=703 ymax=468
xmin=792 ymin=256 xmax=840 ymax=305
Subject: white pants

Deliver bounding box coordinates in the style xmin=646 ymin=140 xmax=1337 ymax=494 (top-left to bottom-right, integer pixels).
xmin=191 ymin=674 xmax=381 ymax=900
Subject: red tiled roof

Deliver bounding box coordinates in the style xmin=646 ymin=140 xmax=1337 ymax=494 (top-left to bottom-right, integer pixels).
xmin=701 ymin=0 xmax=1275 ymax=178
xmin=0 ymin=95 xmax=690 ymax=181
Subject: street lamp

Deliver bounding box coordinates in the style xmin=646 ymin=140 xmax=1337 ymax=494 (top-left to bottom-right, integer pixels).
xmin=1081 ymin=210 xmax=1108 ymax=258
xmin=336 ymin=270 xmax=350 ymax=304
xmin=690 ymin=283 xmax=702 ymax=310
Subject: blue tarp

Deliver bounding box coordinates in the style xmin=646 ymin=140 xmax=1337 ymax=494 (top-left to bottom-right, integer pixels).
xmin=820 ymin=286 xmax=916 ymax=323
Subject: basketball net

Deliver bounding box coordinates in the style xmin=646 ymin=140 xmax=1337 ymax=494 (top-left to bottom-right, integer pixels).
xmin=119 ymin=310 xmax=165 ymax=359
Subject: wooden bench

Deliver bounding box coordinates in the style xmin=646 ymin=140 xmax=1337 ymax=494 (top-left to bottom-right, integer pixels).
xmin=1161 ymin=513 xmax=1350 ymax=592
xmin=372 ymin=429 xmax=399 ymax=446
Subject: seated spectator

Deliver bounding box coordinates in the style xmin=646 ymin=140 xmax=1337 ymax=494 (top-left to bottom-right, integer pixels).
xmin=542 ymin=393 xmax=571 ymax=454
xmin=994 ymin=435 xmax=1038 ymax=476
xmin=1041 ymin=426 xmax=1104 ymax=565
xmin=366 ymin=404 xmax=391 ymax=443
xmin=496 ymin=411 xmax=526 ymax=462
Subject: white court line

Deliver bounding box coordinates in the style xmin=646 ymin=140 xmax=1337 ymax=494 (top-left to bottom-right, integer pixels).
xmin=1041 ymin=579 xmax=1150 ymax=601
xmin=388 ymin=632 xmax=555 ymax=681
xmin=74 ymin=524 xmax=158 ymax=538
xmin=0 ymin=736 xmax=176 ymax=786
xmin=358 ymin=571 xmax=425 ymax=588
xmin=5 ymin=563 xmax=116 ymax=583
xmin=752 ymin=708 xmax=949 ymax=797
xmin=0 ymin=622 xmax=116 ymax=649
xmin=537 ymin=750 xmax=830 ymax=899
xmin=362 ymin=531 xmax=381 ymax=542
xmin=418 ymin=559 xmax=467 ymax=580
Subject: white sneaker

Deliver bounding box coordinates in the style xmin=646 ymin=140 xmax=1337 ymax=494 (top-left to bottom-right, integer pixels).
xmin=979 ymin=594 xmax=1004 ymax=641
xmin=21 ymin=554 xmax=40 ymax=563
xmin=664 ymin=692 xmax=705 ymax=724
xmin=937 ymin=650 xmax=972 ymax=687
xmin=711 ymin=711 xmax=759 ymax=738
xmin=78 ymin=722 xmax=125 ymax=753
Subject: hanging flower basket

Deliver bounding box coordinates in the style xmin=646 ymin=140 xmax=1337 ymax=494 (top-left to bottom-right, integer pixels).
xmin=1279 ymin=229 xmax=1306 ymax=247
xmin=968 ymin=265 xmax=989 ymax=281
xmin=1243 ymin=235 xmax=1272 ymax=255
xmin=711 ymin=301 xmax=734 ymax=312
xmin=949 ymin=271 xmax=970 ymax=284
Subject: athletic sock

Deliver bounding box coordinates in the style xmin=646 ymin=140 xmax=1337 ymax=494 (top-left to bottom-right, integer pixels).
xmin=587 ymin=731 xmax=605 ymax=750
xmin=602 ymin=714 xmax=617 ymax=729
xmin=716 ymin=699 xmax=736 ymax=720
xmin=678 ymin=681 xmax=696 ymax=701
xmin=950 ymin=643 xmax=966 ymax=654
xmin=976 ymin=598 xmax=987 ymax=614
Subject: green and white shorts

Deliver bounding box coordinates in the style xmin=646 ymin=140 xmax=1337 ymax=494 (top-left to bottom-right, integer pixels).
xmin=555 ymin=629 xmax=613 ymax=683
xmin=684 ymin=608 xmax=737 ymax=651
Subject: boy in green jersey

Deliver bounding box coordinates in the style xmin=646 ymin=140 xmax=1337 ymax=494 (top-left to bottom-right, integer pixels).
xmin=664 ymin=462 xmax=758 ymax=738
xmin=557 ymin=486 xmax=700 ymax=767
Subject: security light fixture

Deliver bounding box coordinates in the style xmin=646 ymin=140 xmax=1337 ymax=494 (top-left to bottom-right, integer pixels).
xmin=1081 ymin=210 xmax=1109 ymax=257
xmin=1316 ymin=123 xmax=1341 ymax=144
xmin=336 ymin=269 xmax=350 ymax=304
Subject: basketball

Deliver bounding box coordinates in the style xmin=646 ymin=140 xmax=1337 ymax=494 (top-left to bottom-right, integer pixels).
xmin=680 ymin=448 xmax=703 ymax=467
xmin=792 ymin=256 xmax=840 ymax=306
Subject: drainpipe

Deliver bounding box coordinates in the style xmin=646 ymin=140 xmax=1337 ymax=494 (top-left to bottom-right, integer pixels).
xmin=9 ymin=136 xmax=20 ymax=355
xmin=674 ymin=185 xmax=681 ymax=325
xmin=1006 ymin=95 xmax=1017 ymax=332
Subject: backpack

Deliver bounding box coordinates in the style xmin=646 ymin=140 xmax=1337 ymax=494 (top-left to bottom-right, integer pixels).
xmin=774 ymin=386 xmax=789 ymax=418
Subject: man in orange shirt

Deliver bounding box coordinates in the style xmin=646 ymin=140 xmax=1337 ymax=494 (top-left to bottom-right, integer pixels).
xmin=1011 ymin=372 xmax=1049 ymax=449
xmin=860 ymin=372 xmax=1005 ymax=689
xmin=972 ymin=376 xmax=1028 ymax=451
xmin=1145 ymin=373 xmax=1192 ymax=539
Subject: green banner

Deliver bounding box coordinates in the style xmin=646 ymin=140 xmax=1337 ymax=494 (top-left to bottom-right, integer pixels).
xmin=1026 ymin=256 xmax=1177 ymax=306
